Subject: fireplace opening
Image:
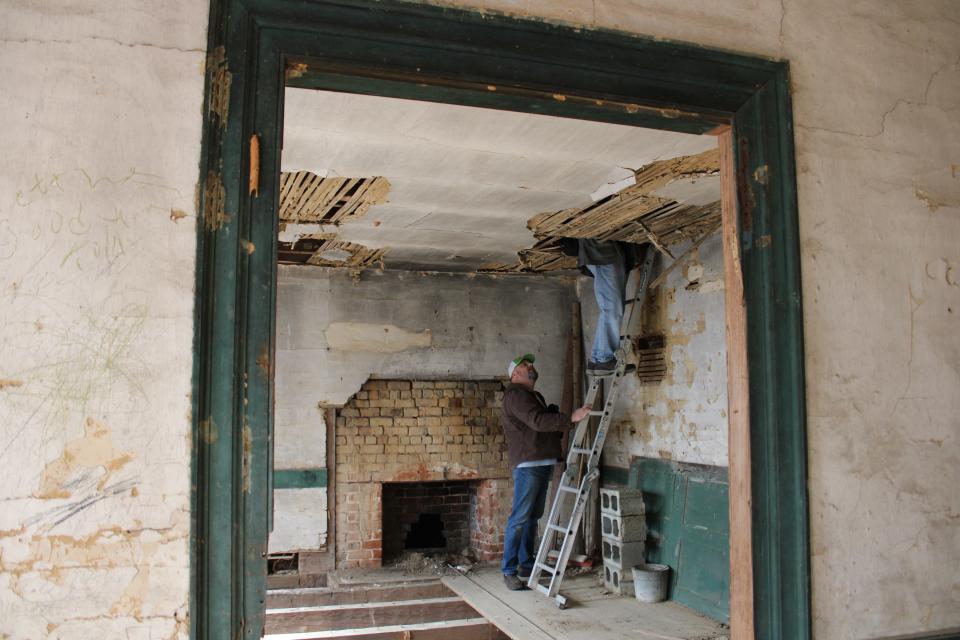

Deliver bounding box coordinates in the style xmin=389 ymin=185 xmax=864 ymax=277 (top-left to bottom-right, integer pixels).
xmin=382 ymin=480 xmax=477 ymax=563
xmin=405 ymin=513 xmax=447 ymax=550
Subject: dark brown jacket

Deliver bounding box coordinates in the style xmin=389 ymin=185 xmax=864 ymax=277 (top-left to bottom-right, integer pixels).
xmin=501 ymin=382 xmax=572 ymax=468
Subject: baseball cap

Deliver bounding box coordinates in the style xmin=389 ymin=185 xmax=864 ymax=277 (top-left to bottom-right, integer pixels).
xmin=507 ymin=353 xmax=536 ymax=377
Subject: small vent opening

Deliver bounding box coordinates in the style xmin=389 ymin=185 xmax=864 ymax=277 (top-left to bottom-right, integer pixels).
xmin=632 ymin=334 xmax=667 ymax=385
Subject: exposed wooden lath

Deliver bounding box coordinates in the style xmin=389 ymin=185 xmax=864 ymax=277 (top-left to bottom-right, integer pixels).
xmin=477 ymin=149 xmax=721 ymax=275
xmin=277 ymin=233 xmax=387 ymax=272
xmin=477 ymin=237 xmax=578 ymax=274
xmin=279 ymin=172 xmax=390 ymax=224
xmin=307 ymin=239 xmax=387 ymax=270
xmin=527 ymin=148 xmax=720 ymax=247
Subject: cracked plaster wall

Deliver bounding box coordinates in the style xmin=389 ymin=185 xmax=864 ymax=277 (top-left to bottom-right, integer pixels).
xmin=273 ymin=266 xmax=575 ymax=556
xmin=426 ymin=0 xmax=960 ymax=636
xmin=0 ymin=2 xmax=206 ymax=638
xmin=592 ymin=234 xmax=729 ymax=469
xmin=1 ymin=0 xmax=957 ymax=638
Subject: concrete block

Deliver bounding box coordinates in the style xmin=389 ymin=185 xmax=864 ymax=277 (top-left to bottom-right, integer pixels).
xmin=601 ymin=513 xmax=647 ymax=542
xmin=600 ymin=486 xmax=645 ymax=516
xmin=601 ymin=536 xmax=646 ymax=570
xmin=603 ymin=562 xmax=635 ymax=596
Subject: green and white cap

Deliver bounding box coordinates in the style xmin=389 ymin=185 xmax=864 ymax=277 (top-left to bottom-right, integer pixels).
xmin=507 ymin=353 xmax=535 ymax=377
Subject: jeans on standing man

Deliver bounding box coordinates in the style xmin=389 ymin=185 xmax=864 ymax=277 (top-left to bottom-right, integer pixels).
xmin=500 ymin=464 xmax=553 ymax=578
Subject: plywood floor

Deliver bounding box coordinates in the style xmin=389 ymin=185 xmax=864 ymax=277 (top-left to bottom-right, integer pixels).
xmin=443 ymin=568 xmax=729 ymax=640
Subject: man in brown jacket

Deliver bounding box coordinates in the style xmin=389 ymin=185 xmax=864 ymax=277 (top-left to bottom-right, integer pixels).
xmin=500 ymin=353 xmax=591 ymax=590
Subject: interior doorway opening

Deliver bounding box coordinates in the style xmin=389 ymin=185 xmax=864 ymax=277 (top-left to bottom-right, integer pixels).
xmin=263 ymin=84 xmax=731 ymax=639
xmin=193 ymin=3 xmax=810 ymax=639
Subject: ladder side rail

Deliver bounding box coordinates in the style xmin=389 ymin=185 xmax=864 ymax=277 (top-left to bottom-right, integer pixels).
xmin=564 ymin=381 xmax=601 ymax=467
xmin=620 ymin=245 xmax=656 ymax=335
xmin=546 ymin=467 xmax=600 ymax=598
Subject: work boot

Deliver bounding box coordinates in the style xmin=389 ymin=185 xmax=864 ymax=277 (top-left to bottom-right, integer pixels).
xmin=517 ymin=566 xmax=532 ymax=580
xmin=503 ymin=574 xmax=529 ymax=591
xmin=587 ymin=358 xmax=617 ymax=375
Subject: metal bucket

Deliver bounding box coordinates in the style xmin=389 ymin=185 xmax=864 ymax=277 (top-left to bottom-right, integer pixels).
xmin=632 ymin=563 xmax=669 ymax=603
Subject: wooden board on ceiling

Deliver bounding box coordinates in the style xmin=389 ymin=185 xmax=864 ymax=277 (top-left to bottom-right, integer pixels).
xmin=528 ymin=148 xmax=721 ymax=247
xmin=280 ymin=172 xmax=390 ymax=225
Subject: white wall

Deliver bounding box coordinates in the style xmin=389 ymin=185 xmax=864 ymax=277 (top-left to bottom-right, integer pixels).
xmin=596 ymin=234 xmax=729 ymax=469
xmin=1 ymin=1 xmax=957 ymax=638
xmin=271 ymin=266 xmax=576 ymax=554
xmin=0 ymin=2 xmax=206 ymax=638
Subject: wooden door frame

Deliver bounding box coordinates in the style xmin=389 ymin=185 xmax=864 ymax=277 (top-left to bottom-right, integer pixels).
xmin=190 ymin=1 xmax=810 ymax=638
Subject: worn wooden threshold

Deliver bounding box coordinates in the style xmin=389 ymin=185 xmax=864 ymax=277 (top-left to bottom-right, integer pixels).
xmin=262 ymin=616 xmax=502 ymax=639
xmin=267 ymin=582 xmax=452 ymax=609
xmin=266 ymin=597 xmax=477 ymax=634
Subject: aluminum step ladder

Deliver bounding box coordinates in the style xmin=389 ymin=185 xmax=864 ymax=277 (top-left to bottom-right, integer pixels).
xmin=526 ymin=245 xmax=656 ymax=608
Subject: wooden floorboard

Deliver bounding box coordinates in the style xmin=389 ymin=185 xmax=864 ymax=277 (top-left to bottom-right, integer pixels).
xmin=443 ymin=568 xmax=729 ymax=640
xmin=263 ymin=617 xmax=506 ymax=640
xmin=267 ymin=582 xmax=452 ymax=609
xmin=265 ymin=597 xmax=479 ymax=634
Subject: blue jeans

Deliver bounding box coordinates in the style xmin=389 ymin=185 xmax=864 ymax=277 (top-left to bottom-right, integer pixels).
xmin=587 ymin=262 xmax=626 ymax=363
xmin=501 ymin=465 xmax=553 ymax=576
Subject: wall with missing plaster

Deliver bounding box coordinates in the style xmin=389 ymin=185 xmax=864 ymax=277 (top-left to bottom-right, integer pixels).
xmin=0 ymin=1 xmax=957 ymax=638
xmin=272 ymin=265 xmax=575 ymax=554
xmin=426 ymin=0 xmax=960 ymax=635
xmin=591 ymin=234 xmax=728 ymax=469
xmin=0 ymin=2 xmax=205 ymax=638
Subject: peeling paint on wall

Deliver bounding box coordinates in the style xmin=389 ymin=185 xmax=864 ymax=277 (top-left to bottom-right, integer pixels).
xmin=35 ymin=418 xmax=132 ymax=500
xmin=598 ymin=233 xmax=729 ymax=468
xmin=325 ymin=322 xmax=432 ymax=353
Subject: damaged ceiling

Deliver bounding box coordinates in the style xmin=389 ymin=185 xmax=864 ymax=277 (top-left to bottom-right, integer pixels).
xmin=281 ymin=89 xmax=721 ymax=274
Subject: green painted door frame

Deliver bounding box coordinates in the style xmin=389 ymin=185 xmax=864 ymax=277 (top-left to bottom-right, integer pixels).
xmin=191 ymin=1 xmax=810 ymax=638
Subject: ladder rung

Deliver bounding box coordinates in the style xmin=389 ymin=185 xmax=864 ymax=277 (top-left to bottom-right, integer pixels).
xmin=547 ymin=524 xmax=570 ymax=535
xmin=558 ymin=485 xmax=579 ymax=493
xmin=589 ymin=410 xmax=605 ymax=416
xmin=570 ymin=447 xmax=592 ymax=455
xmin=536 ymin=563 xmax=556 ymax=574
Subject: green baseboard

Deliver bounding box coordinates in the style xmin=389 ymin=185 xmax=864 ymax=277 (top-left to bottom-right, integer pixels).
xmin=603 ymin=458 xmax=730 ymax=623
xmin=274 ymin=468 xmax=328 ymax=489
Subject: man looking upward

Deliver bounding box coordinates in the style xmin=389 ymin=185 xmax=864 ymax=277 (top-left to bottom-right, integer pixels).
xmin=500 ymin=353 xmax=592 ymax=591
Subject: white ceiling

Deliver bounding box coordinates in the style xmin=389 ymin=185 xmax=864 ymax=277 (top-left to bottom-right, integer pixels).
xmin=282 ymin=88 xmax=718 ymax=272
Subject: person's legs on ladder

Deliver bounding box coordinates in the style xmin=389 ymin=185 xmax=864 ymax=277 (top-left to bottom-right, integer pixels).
xmin=587 ymin=261 xmax=626 ymax=374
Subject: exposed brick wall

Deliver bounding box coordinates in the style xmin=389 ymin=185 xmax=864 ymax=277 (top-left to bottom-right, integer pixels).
xmin=336 ymin=379 xmax=511 ymax=568
xmin=471 ymin=478 xmax=511 ymax=560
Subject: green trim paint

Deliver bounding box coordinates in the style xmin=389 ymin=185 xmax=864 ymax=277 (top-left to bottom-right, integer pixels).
xmin=274 ymin=468 xmax=328 ymax=489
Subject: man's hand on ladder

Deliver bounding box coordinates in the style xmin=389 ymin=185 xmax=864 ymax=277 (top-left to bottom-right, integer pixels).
xmin=570 ymin=404 xmax=592 ymax=423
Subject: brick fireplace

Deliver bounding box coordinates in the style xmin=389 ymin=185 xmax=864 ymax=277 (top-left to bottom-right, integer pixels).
xmin=335 ymin=379 xmax=513 ymax=568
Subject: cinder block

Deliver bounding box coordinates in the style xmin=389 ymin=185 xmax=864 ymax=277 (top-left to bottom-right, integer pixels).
xmin=601 ymin=537 xmax=646 ymax=570
xmin=600 ymin=487 xmax=645 ymax=516
xmin=600 ymin=513 xmax=647 ymax=542
xmin=602 ymin=563 xmax=635 ymax=596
